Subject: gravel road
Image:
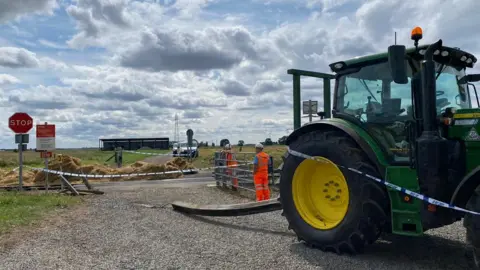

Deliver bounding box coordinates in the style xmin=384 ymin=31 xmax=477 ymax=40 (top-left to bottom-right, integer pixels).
xmin=0 ymin=183 xmax=473 ymax=270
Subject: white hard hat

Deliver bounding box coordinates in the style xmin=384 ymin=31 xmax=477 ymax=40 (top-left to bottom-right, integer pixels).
xmin=255 ymin=143 xmax=264 ymax=149
xmin=225 ymin=144 xmax=231 ymax=149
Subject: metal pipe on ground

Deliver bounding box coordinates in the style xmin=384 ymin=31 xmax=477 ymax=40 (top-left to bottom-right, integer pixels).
xmin=171 ymin=198 xmax=282 ymax=216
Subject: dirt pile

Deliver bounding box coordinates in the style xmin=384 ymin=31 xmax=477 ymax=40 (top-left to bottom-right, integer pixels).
xmin=0 ymin=154 xmax=196 ymax=186
xmin=0 ymin=168 xmax=37 ymax=186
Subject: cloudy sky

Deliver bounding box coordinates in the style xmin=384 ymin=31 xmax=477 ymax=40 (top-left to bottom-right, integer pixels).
xmin=0 ymin=0 xmax=480 ymax=149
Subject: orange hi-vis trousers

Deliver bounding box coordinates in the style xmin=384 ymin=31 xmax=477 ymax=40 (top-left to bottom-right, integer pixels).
xmin=225 ymin=152 xmax=238 ymax=190
xmin=254 ymin=173 xmax=270 ymax=201
xmin=227 ymin=160 xmax=239 ymax=190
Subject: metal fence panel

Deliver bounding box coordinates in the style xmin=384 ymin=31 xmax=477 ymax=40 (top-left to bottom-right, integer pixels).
xmin=212 ymin=151 xmax=276 ymax=193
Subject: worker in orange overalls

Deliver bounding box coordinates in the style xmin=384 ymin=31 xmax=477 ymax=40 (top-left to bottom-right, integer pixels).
xmin=224 ymin=144 xmax=239 ymax=190
xmin=253 ymin=143 xmax=271 ymax=201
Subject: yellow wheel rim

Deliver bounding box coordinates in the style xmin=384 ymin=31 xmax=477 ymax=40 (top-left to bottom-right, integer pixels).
xmin=292 ymin=156 xmax=349 ymax=230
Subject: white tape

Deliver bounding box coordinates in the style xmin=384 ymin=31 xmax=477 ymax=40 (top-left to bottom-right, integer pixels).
xmin=123 ymin=150 xmax=191 ymax=157
xmin=26 ymin=162 xmax=253 ymax=179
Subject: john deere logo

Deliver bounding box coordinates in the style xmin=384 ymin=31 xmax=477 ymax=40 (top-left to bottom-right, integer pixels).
xmin=465 ymin=127 xmax=480 ymax=141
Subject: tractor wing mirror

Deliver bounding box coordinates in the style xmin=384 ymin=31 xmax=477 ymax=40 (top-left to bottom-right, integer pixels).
xmin=388 ymin=45 xmax=408 ymax=84
xmin=317 ymin=111 xmax=325 ymax=119
xmin=458 ymin=74 xmax=480 ymax=84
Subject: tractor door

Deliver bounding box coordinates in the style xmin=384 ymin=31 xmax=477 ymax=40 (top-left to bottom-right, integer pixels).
xmin=462 ymin=74 xmax=480 ymax=107
xmin=334 ymin=60 xmax=414 ymax=164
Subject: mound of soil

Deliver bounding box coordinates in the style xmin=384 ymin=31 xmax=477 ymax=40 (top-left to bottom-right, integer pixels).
xmin=0 ymin=154 xmax=196 ymax=186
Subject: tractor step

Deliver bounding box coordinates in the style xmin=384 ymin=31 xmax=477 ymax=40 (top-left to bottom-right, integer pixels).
xmin=391 ymin=209 xmax=423 ymax=236
xmin=386 ymin=166 xmax=424 ymax=236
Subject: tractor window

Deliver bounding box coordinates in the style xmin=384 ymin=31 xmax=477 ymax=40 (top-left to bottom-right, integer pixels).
xmin=335 ymin=60 xmax=414 ymax=163
xmin=435 ymin=65 xmax=471 ymax=111
xmin=335 ymin=61 xmax=413 ymax=124
xmin=467 ymin=84 xmax=480 ymax=108
xmin=335 ymin=60 xmax=475 ymax=164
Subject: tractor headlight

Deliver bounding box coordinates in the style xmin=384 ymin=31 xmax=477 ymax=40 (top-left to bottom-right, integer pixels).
xmin=331 ymin=61 xmax=346 ymax=72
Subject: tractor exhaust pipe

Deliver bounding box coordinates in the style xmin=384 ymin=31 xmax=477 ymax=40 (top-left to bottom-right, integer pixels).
xmin=415 ymin=39 xmax=450 ymax=226
xmin=421 ymin=39 xmax=442 ymax=133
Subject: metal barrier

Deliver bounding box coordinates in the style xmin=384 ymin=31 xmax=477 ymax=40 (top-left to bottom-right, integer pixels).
xmin=213 ymin=151 xmax=277 ymax=196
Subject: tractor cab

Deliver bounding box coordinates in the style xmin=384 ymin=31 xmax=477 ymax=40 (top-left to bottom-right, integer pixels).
xmin=329 ymin=36 xmax=480 ymax=164
xmin=279 ymin=26 xmax=480 ymax=269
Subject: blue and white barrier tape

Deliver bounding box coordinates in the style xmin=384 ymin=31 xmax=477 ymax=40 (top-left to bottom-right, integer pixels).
xmin=27 ymin=162 xmax=253 ymax=179
xmin=287 ymin=147 xmax=480 ymax=216
xmin=123 ymin=150 xmax=191 ymax=157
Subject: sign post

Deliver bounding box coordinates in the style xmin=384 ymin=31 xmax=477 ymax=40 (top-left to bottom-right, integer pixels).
xmin=9 ymin=112 xmax=33 ymax=190
xmin=114 ymin=147 xmax=123 ymax=168
xmin=40 ymin=151 xmax=52 ymax=190
xmin=302 ymin=100 xmax=318 ymax=123
xmin=186 ymin=129 xmax=194 ymax=162
xmin=36 ymin=122 xmax=55 ymax=191
xmin=44 ymin=153 xmax=49 ymax=190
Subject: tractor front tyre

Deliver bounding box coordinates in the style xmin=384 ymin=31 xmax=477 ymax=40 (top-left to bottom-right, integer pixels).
xmin=279 ymin=130 xmax=390 ymax=254
xmin=463 ymin=185 xmax=480 ymax=269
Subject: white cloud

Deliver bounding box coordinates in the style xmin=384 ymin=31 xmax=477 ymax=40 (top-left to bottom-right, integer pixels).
xmin=118 ymin=27 xmax=247 ymax=72
xmin=217 ymin=79 xmax=251 ymax=96
xmin=0 ymin=0 xmax=58 ymax=23
xmin=0 ymin=47 xmax=39 ymax=68
xmin=172 ymin=0 xmax=216 ymax=18
xmin=65 ymin=0 xmax=133 ymax=49
xmin=38 ymin=39 xmax=68 ymax=49
xmin=0 ymin=74 xmax=20 ymax=84
xmin=0 ymin=0 xmax=479 ymax=149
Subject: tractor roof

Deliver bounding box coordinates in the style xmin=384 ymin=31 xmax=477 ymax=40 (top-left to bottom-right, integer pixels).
xmin=329 ymin=44 xmax=477 ymax=73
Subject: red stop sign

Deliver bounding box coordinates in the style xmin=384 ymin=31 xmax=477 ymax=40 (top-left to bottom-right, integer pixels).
xmin=9 ymin=112 xmax=33 ymax=133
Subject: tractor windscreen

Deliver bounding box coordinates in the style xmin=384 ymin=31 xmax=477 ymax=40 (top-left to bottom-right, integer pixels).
xmin=435 ymin=64 xmax=471 ymax=111
xmin=335 ymin=60 xmax=471 ymax=123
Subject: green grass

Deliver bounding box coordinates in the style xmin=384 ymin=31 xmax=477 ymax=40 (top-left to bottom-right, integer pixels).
xmin=0 ymin=146 xmax=286 ymax=171
xmin=0 ymin=148 xmax=171 ymax=170
xmin=0 ymin=192 xmax=81 ymax=234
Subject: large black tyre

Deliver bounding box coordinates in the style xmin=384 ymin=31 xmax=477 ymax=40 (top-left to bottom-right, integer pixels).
xmin=279 ymin=130 xmax=390 ymax=254
xmin=463 ymin=185 xmax=480 ymax=269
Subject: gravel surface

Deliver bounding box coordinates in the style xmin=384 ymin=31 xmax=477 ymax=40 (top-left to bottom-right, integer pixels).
xmin=0 ymin=184 xmax=473 ymax=270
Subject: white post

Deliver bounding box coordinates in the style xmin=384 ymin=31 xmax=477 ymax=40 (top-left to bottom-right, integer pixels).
xmin=18 ymin=142 xmax=23 ymax=191
xmin=308 ymin=100 xmax=313 ymax=123
xmin=60 ymin=161 xmax=64 ymax=191
xmin=44 ymin=155 xmax=49 ymax=191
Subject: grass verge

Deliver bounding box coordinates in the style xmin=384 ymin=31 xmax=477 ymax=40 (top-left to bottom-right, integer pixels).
xmin=0 ymin=149 xmax=170 ymax=170
xmin=0 ymin=192 xmax=82 ymax=235
xmin=0 ymin=146 xmax=286 ymax=172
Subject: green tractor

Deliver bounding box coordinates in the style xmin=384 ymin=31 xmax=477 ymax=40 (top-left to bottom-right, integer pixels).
xmin=280 ymin=27 xmax=480 ymax=266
